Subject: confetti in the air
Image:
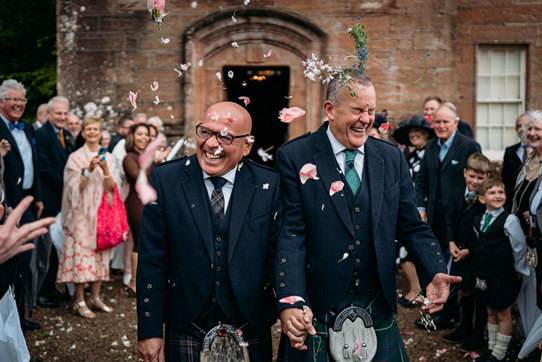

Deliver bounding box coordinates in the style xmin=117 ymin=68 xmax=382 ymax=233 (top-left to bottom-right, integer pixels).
xmin=216 ymin=72 xmax=222 ymax=81
xmin=174 ymin=63 xmax=190 ymax=77
xmin=128 ymin=91 xmax=137 ymax=111
xmin=147 ymin=0 xmax=168 ymax=31
xmin=160 ymin=37 xmax=170 ymax=44
xmin=198 ymin=59 xmax=203 ymax=67
xmin=170 ymin=115 xmax=174 ymax=119
xmin=257 ymin=148 xmax=273 ymax=162
xmin=210 ymin=112 xmax=220 ymax=121
xmin=279 ymin=107 xmax=306 ymax=123
xmin=299 ymin=163 xmax=319 ymax=184
xmin=153 ymin=96 xmax=160 ymax=105
xmin=191 ymin=1 xmax=197 ymax=8
xmin=246 ymin=136 xmax=255 ymax=143
xmin=241 ymin=81 xmax=247 ymax=87
xmin=262 ymin=183 xmax=269 ymax=190
xmin=244 ymin=0 xmax=250 ymax=5
xmin=231 ymin=42 xmax=239 ymax=48
xmin=338 ymin=253 xmax=349 ymax=262
xmin=279 ymin=296 xmax=305 ymax=305
xmin=150 ymin=81 xmax=159 ymax=91
xmin=214 ymin=145 xmax=224 ymax=155
xmin=220 ymin=127 xmax=229 ymax=136
xmin=329 ymin=180 xmax=344 ymax=196
xmin=238 ymin=96 xmax=250 ymax=106
xmin=263 ymin=50 xmax=273 ymax=58
xmin=185 ymin=159 xmax=191 ymax=166
xmin=231 ymin=15 xmax=237 ymax=23
xmin=228 ymin=70 xmax=234 ymax=78
xmin=379 ymin=122 xmax=392 ymax=132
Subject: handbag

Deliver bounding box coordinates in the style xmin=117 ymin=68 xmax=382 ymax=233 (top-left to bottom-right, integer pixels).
xmin=0 ymin=286 xmax=30 ymax=362
xmin=96 ymin=185 xmax=129 ymax=251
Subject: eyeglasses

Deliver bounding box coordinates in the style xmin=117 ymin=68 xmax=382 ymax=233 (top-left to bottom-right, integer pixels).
xmin=2 ymin=97 xmax=28 ymax=103
xmin=196 ymin=123 xmax=249 ymax=145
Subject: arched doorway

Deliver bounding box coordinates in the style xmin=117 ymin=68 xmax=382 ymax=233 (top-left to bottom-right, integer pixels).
xmin=181 ymin=7 xmax=327 ymax=162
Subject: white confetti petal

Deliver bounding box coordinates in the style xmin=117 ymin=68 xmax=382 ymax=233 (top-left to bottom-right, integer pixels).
xmin=244 ymin=0 xmax=250 ymax=5
xmin=69 ymin=344 xmax=76 ymax=350
xmin=214 ymin=145 xmax=224 ymax=155
xmin=198 ymin=59 xmax=203 ymax=67
xmin=191 ymin=1 xmax=197 ymax=8
xmin=231 ymin=42 xmax=239 ymax=48
xmin=216 ymin=72 xmax=222 ymax=81
xmin=228 ymin=70 xmax=234 ymax=78
xmin=153 ymin=95 xmax=160 ymax=105
xmin=160 ymin=37 xmax=170 ymax=44
xmin=111 ymin=341 xmax=118 ymax=347
xmin=231 ymin=15 xmax=237 ymax=24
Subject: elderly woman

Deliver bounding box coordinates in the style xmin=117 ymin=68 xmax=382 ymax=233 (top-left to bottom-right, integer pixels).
xmin=57 ymin=116 xmax=116 ymax=318
xmin=393 ymin=114 xmax=435 ymax=306
xmin=518 ymin=110 xmax=542 ymax=312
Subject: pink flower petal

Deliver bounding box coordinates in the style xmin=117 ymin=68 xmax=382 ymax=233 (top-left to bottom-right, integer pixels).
xmin=279 ymin=107 xmax=306 ymax=123
xmin=128 ymin=91 xmax=137 ymax=111
xmin=238 ymin=96 xmax=250 ymax=106
xmin=329 ymin=180 xmax=344 ymax=196
xmin=264 ymin=50 xmax=273 ymax=58
xmin=135 ymin=175 xmax=157 ymax=205
xmin=299 ymin=163 xmax=319 ymax=184
xmin=150 ymin=81 xmax=159 ymax=91
xmin=210 ymin=111 xmax=219 ymax=121
xmin=246 ymin=136 xmax=255 ymax=143
xmin=278 ymin=296 xmax=305 ymax=305
xmin=379 ymin=122 xmax=393 ymax=131
xmin=470 ymin=352 xmax=480 ymax=358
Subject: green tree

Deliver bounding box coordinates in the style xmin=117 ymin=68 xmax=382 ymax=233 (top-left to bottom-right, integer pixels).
xmin=0 ymin=0 xmax=56 ymax=122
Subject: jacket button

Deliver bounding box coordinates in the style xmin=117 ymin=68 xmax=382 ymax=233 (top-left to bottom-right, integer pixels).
xmin=279 ymin=271 xmax=285 ymax=276
xmin=348 ymin=245 xmax=354 ymax=251
xmin=355 ymin=240 xmax=361 ymax=246
xmin=281 ymin=258 xmax=287 ymax=264
xmin=212 ymin=297 xmax=217 ymax=302
xmin=216 ymin=266 xmax=222 ymax=272
xmin=431 ymin=242 xmax=436 ymax=246
xmin=355 ymin=258 xmax=361 ymax=264
xmin=439 ymin=259 xmax=444 ymax=263
xmin=216 ymin=281 xmax=221 ymax=287
xmin=217 ymin=251 xmax=222 ymax=257
xmin=354 ymin=225 xmax=361 ymax=230
xmin=147 ymin=284 xmax=152 ymax=289
xmin=144 ymin=298 xmax=149 ymax=303
xmin=354 ymin=207 xmax=360 ymax=213
xmin=145 ymin=312 xmax=150 ymax=317
xmin=216 ymin=236 xmax=222 ymax=242
xmin=280 ymin=283 xmax=285 ymax=288
xmin=436 ymin=252 xmax=441 ymax=256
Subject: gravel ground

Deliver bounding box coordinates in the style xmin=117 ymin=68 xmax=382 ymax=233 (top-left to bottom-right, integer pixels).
xmin=24 ymin=271 xmax=541 ymax=361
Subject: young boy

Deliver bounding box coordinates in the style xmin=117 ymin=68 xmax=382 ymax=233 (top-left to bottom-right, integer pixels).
xmin=473 ymin=179 xmax=530 ymax=362
xmin=443 ymin=153 xmax=491 ymax=351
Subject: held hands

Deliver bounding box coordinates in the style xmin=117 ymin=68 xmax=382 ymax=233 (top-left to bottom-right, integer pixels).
xmin=138 ymin=337 xmax=165 ymax=362
xmin=422 ymin=273 xmax=462 ymax=314
xmin=280 ymin=307 xmax=316 ymax=351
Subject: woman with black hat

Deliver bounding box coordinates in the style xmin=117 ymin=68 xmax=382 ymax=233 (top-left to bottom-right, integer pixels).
xmin=393 ymin=114 xmax=435 ymax=306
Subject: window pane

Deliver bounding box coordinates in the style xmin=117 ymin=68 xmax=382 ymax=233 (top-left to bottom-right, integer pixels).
xmin=505 ymin=75 xmax=520 ymax=99
xmin=489 ymin=128 xmax=503 ymax=149
xmin=492 ymin=76 xmax=506 ymax=99
xmin=507 ymin=50 xmax=521 ymax=73
xmin=477 ymin=76 xmax=491 ymax=99
xmin=478 ymin=49 xmax=491 ymax=74
xmin=492 ymin=50 xmax=506 ymax=74
xmin=476 ymin=126 xmax=489 ymax=150
xmin=477 ymin=103 xmax=489 ymax=126
xmin=488 ymin=104 xmax=504 ymax=127
xmin=504 ymin=103 xmax=521 ymax=126
xmin=503 ymin=126 xmax=517 ymax=146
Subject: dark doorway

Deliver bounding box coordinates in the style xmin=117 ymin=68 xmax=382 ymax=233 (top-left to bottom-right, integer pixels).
xmin=223 ymin=66 xmax=289 ymax=167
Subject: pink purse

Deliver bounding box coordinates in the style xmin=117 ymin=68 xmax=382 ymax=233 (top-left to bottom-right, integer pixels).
xmin=96 ymin=185 xmax=129 ymax=250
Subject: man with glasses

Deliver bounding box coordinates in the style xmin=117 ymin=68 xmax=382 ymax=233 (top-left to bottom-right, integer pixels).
xmin=108 ymin=116 xmax=134 ymax=152
xmin=0 ymin=79 xmax=43 ymax=332
xmin=137 ymin=101 xmax=281 ymax=361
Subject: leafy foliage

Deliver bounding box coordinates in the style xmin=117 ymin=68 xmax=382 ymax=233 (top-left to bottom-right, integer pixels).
xmin=0 ymin=0 xmax=56 ymax=122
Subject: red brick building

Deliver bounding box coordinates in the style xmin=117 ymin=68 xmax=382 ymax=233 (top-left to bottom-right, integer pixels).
xmin=57 ymin=0 xmax=542 ymax=158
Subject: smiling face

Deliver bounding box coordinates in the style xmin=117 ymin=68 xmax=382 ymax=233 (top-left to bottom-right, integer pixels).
xmin=516 ymin=114 xmax=529 ymax=141
xmin=66 ymin=114 xmax=81 ymax=136
xmin=464 ymin=169 xmax=489 ymax=193
xmin=479 ymin=185 xmax=506 ymax=211
xmin=0 ymin=89 xmax=26 ymax=123
xmin=433 ymin=106 xmax=458 ymax=142
xmin=409 ymin=127 xmax=429 ymax=149
xmin=423 ymin=99 xmax=440 ymax=117
xmin=325 ymin=82 xmax=376 ymax=149
xmin=133 ymin=125 xmax=150 ymax=153
xmin=196 ymin=102 xmax=253 ymax=177
xmin=81 ymin=121 xmax=103 ymax=146
xmin=526 ymin=120 xmax=542 ymax=153
xmin=48 ymin=101 xmax=69 ymax=130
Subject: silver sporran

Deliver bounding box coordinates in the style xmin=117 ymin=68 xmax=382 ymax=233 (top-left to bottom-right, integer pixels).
xmin=199 ymin=323 xmax=250 ymax=362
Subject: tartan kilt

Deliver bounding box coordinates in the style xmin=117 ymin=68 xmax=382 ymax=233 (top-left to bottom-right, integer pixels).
xmin=278 ymin=291 xmax=409 ymax=362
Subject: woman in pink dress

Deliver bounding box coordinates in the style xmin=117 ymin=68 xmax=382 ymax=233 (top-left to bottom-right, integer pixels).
xmin=57 ymin=116 xmax=116 ymax=318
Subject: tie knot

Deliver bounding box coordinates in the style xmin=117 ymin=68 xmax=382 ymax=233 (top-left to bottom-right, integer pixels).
xmin=210 ymin=177 xmax=227 ymax=191
xmin=344 ymin=149 xmax=357 ymax=163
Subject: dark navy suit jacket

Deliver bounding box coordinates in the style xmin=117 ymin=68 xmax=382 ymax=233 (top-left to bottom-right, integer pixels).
xmin=0 ymin=119 xmax=41 ymax=208
xmin=35 ymin=121 xmax=73 ymax=217
xmin=274 ymin=123 xmax=446 ymax=316
xmin=501 ymin=142 xmax=523 ymax=211
xmin=415 ymin=132 xmax=481 ymax=224
xmin=136 ymin=154 xmax=281 ymax=340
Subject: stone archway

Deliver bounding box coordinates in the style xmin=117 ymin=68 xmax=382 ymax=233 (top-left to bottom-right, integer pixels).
xmin=182 ymin=7 xmax=327 ymax=140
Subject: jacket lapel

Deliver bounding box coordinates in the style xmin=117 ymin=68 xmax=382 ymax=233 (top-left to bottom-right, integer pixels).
xmin=441 ymin=133 xmax=461 ymax=170
xmin=228 ymin=160 xmax=256 ymax=262
xmin=427 ymin=138 xmax=440 ymax=171
xmin=45 ymin=122 xmax=67 ymax=159
xmin=0 ymin=120 xmax=21 ymax=159
xmin=312 ymin=125 xmax=354 ymax=237
xmin=365 ymin=139 xmax=384 ymax=235
xmin=181 ymin=155 xmax=214 ymax=262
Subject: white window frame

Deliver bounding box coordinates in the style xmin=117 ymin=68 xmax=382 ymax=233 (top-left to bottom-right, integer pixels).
xmin=475 ymin=45 xmax=526 ymax=161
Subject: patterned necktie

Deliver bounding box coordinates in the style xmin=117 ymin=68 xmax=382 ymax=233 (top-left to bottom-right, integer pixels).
xmin=210 ymin=177 xmax=227 ymax=220
xmin=481 ymin=212 xmax=492 ymax=233
xmin=8 ymin=122 xmax=24 ymax=131
xmin=58 ymin=130 xmax=66 ymax=149
xmin=344 ymin=149 xmax=360 ymax=195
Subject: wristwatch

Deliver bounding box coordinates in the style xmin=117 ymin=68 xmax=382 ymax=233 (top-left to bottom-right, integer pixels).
xmin=81 ymin=168 xmax=92 ymax=178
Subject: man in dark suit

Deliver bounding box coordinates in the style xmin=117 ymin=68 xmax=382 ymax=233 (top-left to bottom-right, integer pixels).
xmin=0 ymin=79 xmax=43 ymax=331
xmin=275 ymin=74 xmax=459 ymax=360
xmin=502 ymin=113 xmax=530 ymax=210
xmin=137 ymin=102 xmax=280 ymax=361
xmin=108 ymin=116 xmax=134 ymax=152
xmin=35 ymin=95 xmax=74 ymax=307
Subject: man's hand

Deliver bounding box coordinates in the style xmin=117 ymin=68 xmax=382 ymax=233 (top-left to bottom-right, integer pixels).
xmin=35 ymin=201 xmax=44 ymax=219
xmin=0 ymin=196 xmax=55 ymax=265
xmin=138 ymin=337 xmax=164 ymax=362
xmin=448 ymin=241 xmax=460 ymax=258
xmin=423 ymin=273 xmax=462 ymax=314
xmin=418 ymin=209 xmax=428 ymax=223
xmin=280 ymin=307 xmax=316 ymax=350
xmin=453 ymin=249 xmax=470 ymax=262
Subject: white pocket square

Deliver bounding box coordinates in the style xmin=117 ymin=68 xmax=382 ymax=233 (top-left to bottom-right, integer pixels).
xmin=451 ymin=160 xmax=459 ymax=165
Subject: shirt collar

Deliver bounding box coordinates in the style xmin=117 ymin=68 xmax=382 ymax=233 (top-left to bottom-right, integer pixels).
xmin=0 ymin=113 xmax=16 ymax=128
xmin=325 ymin=123 xmax=365 ymax=156
xmin=202 ymin=165 xmax=237 ymax=185
xmin=437 ymin=130 xmax=457 ymax=148
xmin=485 ymin=207 xmax=504 ymax=218
xmin=50 ymin=122 xmax=61 ymax=133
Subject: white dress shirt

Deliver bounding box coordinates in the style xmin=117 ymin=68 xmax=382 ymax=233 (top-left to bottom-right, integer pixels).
xmin=1 ymin=114 xmax=34 ymax=189
xmin=480 ymin=207 xmax=530 ymax=277
xmin=325 ymin=125 xmax=364 ymax=183
xmin=202 ymin=166 xmax=237 ymax=213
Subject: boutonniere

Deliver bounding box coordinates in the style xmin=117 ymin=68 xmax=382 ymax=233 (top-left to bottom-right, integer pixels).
xmin=64 ymin=134 xmax=72 ymax=144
